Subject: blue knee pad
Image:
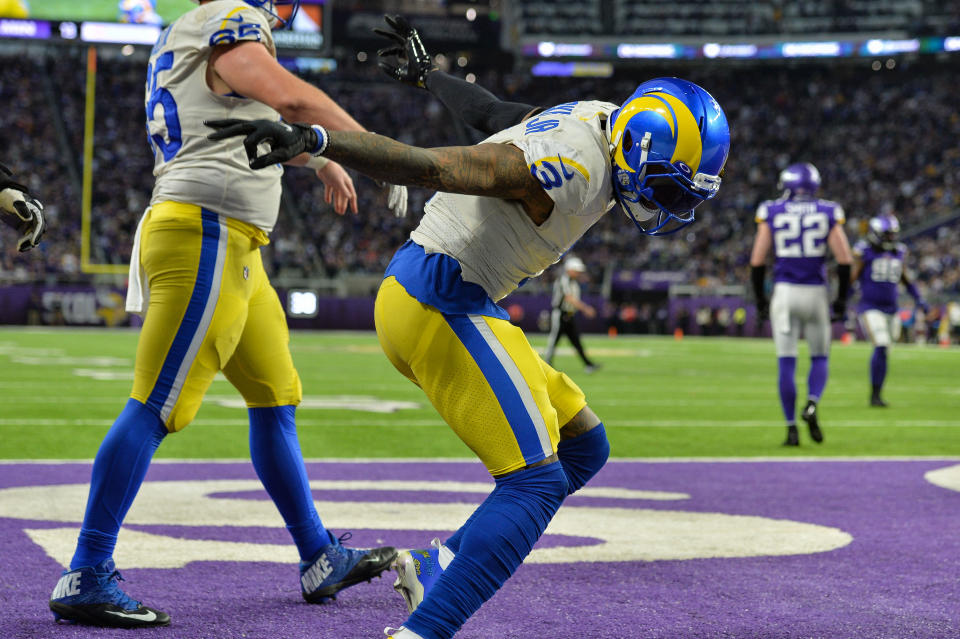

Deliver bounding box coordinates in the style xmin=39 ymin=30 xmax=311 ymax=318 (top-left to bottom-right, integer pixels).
xmin=557 ymin=423 xmax=609 ymax=495
xmin=406 ymin=462 xmax=568 ymax=639
xmin=249 ymin=406 xmax=328 ymax=560
xmin=71 ymin=398 xmax=167 ymax=569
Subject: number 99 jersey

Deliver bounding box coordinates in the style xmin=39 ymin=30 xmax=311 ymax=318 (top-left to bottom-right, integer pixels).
xmin=145 ymin=0 xmax=282 ymax=232
xmin=755 ymin=195 xmax=845 ymax=286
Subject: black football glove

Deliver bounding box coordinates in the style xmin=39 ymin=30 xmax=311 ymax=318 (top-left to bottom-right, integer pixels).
xmin=0 ymin=163 xmax=46 ymax=252
xmin=756 ymin=298 xmax=770 ymax=323
xmin=206 ymin=119 xmax=323 ymax=170
xmin=831 ymin=298 xmax=847 ymax=322
xmin=374 ymin=14 xmax=436 ymax=89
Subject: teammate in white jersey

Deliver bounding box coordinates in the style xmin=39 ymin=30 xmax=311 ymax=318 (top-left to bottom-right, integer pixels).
xmin=209 ymin=15 xmax=730 ymax=638
xmin=49 ymin=0 xmax=403 ymax=628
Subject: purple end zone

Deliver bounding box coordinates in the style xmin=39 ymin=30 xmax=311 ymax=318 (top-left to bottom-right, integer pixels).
xmin=2 ymin=460 xmax=959 ymax=639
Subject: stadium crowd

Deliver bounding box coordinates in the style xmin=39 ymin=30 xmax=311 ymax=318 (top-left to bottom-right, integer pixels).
xmin=1 ymin=50 xmax=958 ymax=309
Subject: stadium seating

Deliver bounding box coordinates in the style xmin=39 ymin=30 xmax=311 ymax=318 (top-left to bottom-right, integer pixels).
xmin=1 ymin=51 xmax=957 ymax=306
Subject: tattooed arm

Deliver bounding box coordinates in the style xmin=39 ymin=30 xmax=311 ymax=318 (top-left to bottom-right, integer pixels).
xmin=206 ymin=119 xmax=554 ymax=223
xmin=323 ymin=131 xmax=554 ymax=223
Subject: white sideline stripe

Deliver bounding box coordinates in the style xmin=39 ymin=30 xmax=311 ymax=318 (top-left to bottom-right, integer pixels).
xmin=1 ymin=456 xmax=958 ymax=465
xmin=2 ymin=418 xmax=959 ymax=428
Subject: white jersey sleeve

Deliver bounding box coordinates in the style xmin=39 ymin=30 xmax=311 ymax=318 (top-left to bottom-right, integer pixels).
xmin=201 ymin=1 xmax=275 ymax=49
xmin=755 ymin=201 xmax=770 ymax=224
xmin=511 ymin=104 xmax=611 ymax=219
xmin=832 ymin=203 xmax=846 ymax=225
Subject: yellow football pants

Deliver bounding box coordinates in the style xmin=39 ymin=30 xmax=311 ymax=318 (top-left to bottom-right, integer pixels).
xmin=131 ymin=201 xmax=301 ymax=431
xmin=375 ymin=276 xmax=587 ymax=476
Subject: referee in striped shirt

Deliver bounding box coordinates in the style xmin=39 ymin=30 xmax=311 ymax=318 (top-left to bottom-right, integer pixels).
xmin=543 ymin=256 xmax=600 ymax=373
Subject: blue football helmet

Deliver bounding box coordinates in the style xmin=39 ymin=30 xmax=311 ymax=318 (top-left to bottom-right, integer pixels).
xmin=867 ymin=214 xmax=900 ymax=253
xmin=190 ymin=0 xmax=300 ymax=29
xmin=119 ymin=0 xmax=163 ymax=25
xmin=608 ymin=78 xmax=730 ymax=236
xmin=778 ymin=162 xmax=821 ymax=196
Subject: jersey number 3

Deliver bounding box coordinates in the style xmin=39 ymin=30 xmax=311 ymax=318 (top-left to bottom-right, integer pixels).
xmin=146 ymin=51 xmax=182 ymax=162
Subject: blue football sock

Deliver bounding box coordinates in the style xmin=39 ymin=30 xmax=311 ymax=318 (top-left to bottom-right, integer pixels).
xmin=807 ymin=355 xmax=829 ymax=402
xmin=870 ymin=346 xmax=888 ymax=389
xmin=443 ymin=491 xmax=492 ymax=555
xmin=557 ymin=423 xmax=609 ymax=495
xmin=71 ymin=398 xmax=167 ymax=570
xmin=249 ymin=406 xmax=329 ymax=561
xmin=445 ymin=425 xmax=609 ymax=553
xmin=777 ymin=356 xmax=797 ymax=425
xmin=406 ymin=462 xmax=568 ymax=639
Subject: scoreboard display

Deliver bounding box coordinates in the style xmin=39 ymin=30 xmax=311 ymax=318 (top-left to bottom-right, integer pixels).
xmin=0 ymin=0 xmax=328 ymax=51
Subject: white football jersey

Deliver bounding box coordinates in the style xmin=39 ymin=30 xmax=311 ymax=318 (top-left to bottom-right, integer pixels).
xmin=410 ymin=100 xmax=618 ymax=302
xmin=146 ymin=0 xmax=282 ymax=232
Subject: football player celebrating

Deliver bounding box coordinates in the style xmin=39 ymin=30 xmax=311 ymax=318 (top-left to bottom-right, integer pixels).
xmin=208 ymin=15 xmax=730 ymax=639
xmin=48 ymin=0 xmax=403 ymax=628
xmin=750 ymin=162 xmax=853 ymax=446
xmin=0 ymin=162 xmax=45 ymax=252
xmin=852 ymin=213 xmax=927 ymax=407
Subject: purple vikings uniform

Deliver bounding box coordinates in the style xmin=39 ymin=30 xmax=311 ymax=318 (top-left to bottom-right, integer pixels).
xmin=853 ymin=213 xmax=926 ymax=406
xmin=855 ymin=240 xmax=906 ymax=316
xmin=756 ymin=195 xmax=845 ymax=357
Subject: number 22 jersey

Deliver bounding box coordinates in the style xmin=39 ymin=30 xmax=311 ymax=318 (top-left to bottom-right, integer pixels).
xmin=145 ymin=0 xmax=282 ymax=232
xmin=755 ymin=194 xmax=845 ymax=286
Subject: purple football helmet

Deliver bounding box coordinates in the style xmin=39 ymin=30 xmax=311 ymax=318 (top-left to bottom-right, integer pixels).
xmin=867 ymin=214 xmax=900 ymax=252
xmin=777 ymin=162 xmax=821 ymax=196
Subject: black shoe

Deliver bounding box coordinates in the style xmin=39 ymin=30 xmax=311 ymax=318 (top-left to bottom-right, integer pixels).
xmin=870 ymin=394 xmax=888 ymax=407
xmin=783 ymin=425 xmax=799 ymax=446
xmin=801 ymin=400 xmax=823 ymax=443
xmin=584 ymin=363 xmax=601 ymax=374
xmin=300 ymin=533 xmax=398 ymax=603
xmin=49 ymin=559 xmax=170 ymax=628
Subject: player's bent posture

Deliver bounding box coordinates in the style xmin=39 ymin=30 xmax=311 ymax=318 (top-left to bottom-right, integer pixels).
xmin=0 ymin=162 xmax=46 ymax=252
xmin=48 ymin=0 xmax=403 ymax=628
xmin=208 ymin=16 xmax=730 ymax=638
xmin=750 ymin=163 xmax=853 ymax=446
xmin=543 ymin=255 xmax=600 ymax=372
xmin=852 ymin=214 xmax=927 ymax=407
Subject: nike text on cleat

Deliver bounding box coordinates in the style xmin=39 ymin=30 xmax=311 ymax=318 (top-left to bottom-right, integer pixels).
xmin=48 ymin=558 xmax=170 ymax=628
xmin=392 ymin=538 xmax=448 ymax=614
xmin=801 ymin=400 xmax=823 ymax=444
xmin=300 ymin=532 xmax=397 ymax=603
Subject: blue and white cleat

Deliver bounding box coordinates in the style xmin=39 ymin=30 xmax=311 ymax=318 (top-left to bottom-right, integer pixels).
xmin=300 ymin=532 xmax=398 ymax=603
xmin=48 ymin=558 xmax=170 ymax=628
xmin=392 ymin=538 xmax=451 ymax=614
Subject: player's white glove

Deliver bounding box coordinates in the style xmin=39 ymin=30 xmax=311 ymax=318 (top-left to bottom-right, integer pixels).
xmin=0 ymin=163 xmax=46 ymax=252
xmin=384 ymin=182 xmax=408 ymax=218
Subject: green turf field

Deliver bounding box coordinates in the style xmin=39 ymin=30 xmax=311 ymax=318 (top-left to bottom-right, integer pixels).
xmin=0 ymin=328 xmax=957 ymax=459
xmin=28 ymin=0 xmax=193 ymax=23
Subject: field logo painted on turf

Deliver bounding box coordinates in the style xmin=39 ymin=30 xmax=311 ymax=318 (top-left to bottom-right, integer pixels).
xmin=2 ymin=475 xmax=852 ymax=569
